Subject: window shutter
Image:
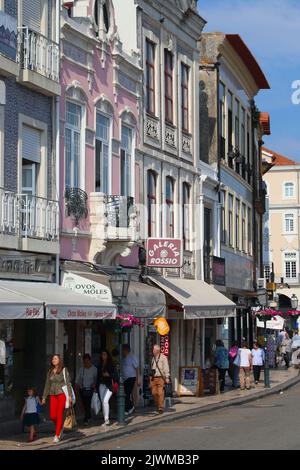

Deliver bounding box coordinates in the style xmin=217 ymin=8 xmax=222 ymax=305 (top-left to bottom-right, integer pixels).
xmin=23 ymin=0 xmax=42 ymax=33
xmin=22 ymin=125 xmax=41 ymax=164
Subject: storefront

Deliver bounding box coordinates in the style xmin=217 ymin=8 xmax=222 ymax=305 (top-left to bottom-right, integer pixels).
xmin=146 ymin=276 xmax=236 ymax=393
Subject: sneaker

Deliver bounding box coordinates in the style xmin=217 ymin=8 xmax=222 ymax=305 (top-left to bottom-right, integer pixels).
xmin=53 ymin=435 xmax=60 ymax=443
xmin=101 ymin=420 xmax=110 ymax=427
xmin=128 ymin=406 xmax=135 ymax=415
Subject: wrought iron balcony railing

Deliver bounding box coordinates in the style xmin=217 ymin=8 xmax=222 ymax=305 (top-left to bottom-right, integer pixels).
xmin=17 ymin=27 xmax=59 ymax=82
xmin=105 ymin=195 xmax=134 ymax=228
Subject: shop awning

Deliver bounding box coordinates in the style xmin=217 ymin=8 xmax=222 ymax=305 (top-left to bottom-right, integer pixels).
xmin=0 ymin=281 xmax=116 ymax=320
xmin=147 ymin=276 xmax=236 ymax=319
xmin=62 ymin=271 xmax=166 ymax=318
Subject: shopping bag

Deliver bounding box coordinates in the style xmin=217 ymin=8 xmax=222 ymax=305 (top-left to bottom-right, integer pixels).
xmin=91 ymin=392 xmax=101 ymax=415
xmin=62 ymin=368 xmax=76 ymax=409
xmin=63 ymin=407 xmax=77 ymax=431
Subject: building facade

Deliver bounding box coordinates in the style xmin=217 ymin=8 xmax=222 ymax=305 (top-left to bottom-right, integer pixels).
xmin=0 ymin=0 xmax=60 ymax=419
xmin=199 ymin=33 xmax=270 ymax=347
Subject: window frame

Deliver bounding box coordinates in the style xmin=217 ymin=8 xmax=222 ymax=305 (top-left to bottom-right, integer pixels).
xmin=284 ymin=182 xmax=295 ymax=199
xmin=164 ymin=49 xmax=174 ymax=124
xmin=147 ymin=169 xmax=157 ymax=237
xmin=182 ymin=182 xmax=191 ymax=251
xmin=95 ymin=112 xmax=111 ymax=194
xmin=120 ymin=124 xmax=133 ymax=197
xmin=145 ymin=39 xmax=156 ymax=116
xmin=181 ymin=63 xmax=189 ymax=133
xmin=166 ymin=176 xmax=175 ymax=238
xmin=228 ymin=194 xmax=234 ymax=248
xmin=285 ymin=213 xmax=295 ymax=233
xmin=65 ymin=100 xmax=84 ymax=190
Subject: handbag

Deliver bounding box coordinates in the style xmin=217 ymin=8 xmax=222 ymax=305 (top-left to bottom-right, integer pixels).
xmin=233 ymin=350 xmax=241 ymax=367
xmin=63 ymin=406 xmax=77 ymax=431
xmin=62 ymin=368 xmax=76 ymax=409
xmin=112 ymin=379 xmax=119 ymax=395
xmin=164 ymin=381 xmax=173 ymax=398
xmin=91 ymin=392 xmax=101 ymax=415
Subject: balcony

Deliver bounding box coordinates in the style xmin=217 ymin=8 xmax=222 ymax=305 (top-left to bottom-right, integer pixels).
xmin=90 ymin=193 xmax=138 ymax=246
xmin=0 ymin=11 xmax=18 ymax=77
xmin=0 ymin=188 xmax=59 ymax=254
xmin=17 ymin=27 xmax=60 ymax=96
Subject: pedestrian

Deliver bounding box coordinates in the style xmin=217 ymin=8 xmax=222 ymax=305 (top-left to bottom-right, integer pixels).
xmin=228 ymin=341 xmax=239 ymax=388
xmin=281 ymin=332 xmax=292 ymax=369
xmin=238 ymin=341 xmax=252 ymax=391
xmin=214 ymin=340 xmax=229 ymax=393
xmin=76 ymin=353 xmax=97 ymax=425
xmin=150 ymin=344 xmax=170 ymax=414
xmin=251 ymin=341 xmax=265 ymax=384
xmin=96 ymin=350 xmax=118 ymax=427
xmin=20 ymin=387 xmax=42 ymax=442
xmin=121 ymin=344 xmax=141 ymax=416
xmin=42 ymin=354 xmax=73 ymax=443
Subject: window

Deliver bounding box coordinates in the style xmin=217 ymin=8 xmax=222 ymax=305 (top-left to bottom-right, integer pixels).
xmin=228 ymin=195 xmax=234 ymax=247
xmin=234 ymin=99 xmax=240 ymax=149
xmin=264 ymin=264 xmax=271 ymax=280
xmin=182 ymin=182 xmax=190 ymax=250
xmin=120 ymin=125 xmax=133 ymax=197
xmin=95 ymin=114 xmax=110 ymax=193
xmin=65 ymin=101 xmax=82 ymax=188
xmin=227 ymin=91 xmax=233 ymax=167
xmin=284 ymin=182 xmax=295 ymax=198
xmin=164 ymin=50 xmax=173 ymax=123
xmin=285 ymin=213 xmax=295 ymax=233
xmin=166 ymin=176 xmax=174 ymax=237
xmin=94 ymin=0 xmax=110 ymax=33
xmin=242 ymin=203 xmax=246 ymax=252
xmin=147 ymin=170 xmax=157 ymax=237
xmin=248 ymin=208 xmax=252 ymax=254
xmin=220 ymin=190 xmax=226 ymax=244
xmin=181 ymin=64 xmax=189 ymax=132
xmin=247 ymin=115 xmax=251 ymax=183
xmin=23 ymin=0 xmax=42 ymax=33
xmin=285 ymin=260 xmax=297 ymax=279
xmin=219 ymin=82 xmax=226 ymax=139
xmin=235 ymin=199 xmax=240 ymax=250
xmin=146 ymin=40 xmax=156 ymax=115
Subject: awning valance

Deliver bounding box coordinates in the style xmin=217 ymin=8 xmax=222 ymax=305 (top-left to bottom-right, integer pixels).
xmin=147 ymin=276 xmax=236 ymax=319
xmin=0 ymin=281 xmax=116 ymax=320
xmin=62 ymin=271 xmax=166 ymax=318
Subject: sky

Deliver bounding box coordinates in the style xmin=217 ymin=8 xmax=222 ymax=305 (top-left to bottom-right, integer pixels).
xmin=199 ymin=0 xmax=300 ymax=161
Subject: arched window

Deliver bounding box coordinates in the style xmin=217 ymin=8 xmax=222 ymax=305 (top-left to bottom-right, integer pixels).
xmin=182 ymin=182 xmax=190 ymax=250
xmin=147 ymin=170 xmax=157 ymax=237
xmin=166 ymin=176 xmax=174 ymax=237
xmin=284 ymin=182 xmax=295 ymax=198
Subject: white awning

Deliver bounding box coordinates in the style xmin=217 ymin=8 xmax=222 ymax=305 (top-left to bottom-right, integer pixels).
xmin=0 ymin=281 xmax=116 ymax=320
xmin=62 ymin=270 xmax=166 ymax=318
xmin=147 ymin=276 xmax=236 ymax=319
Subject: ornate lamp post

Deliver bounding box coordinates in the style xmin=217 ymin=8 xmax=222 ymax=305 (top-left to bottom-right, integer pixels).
xmin=109 ymin=267 xmax=130 ymax=425
xmin=291 ymin=294 xmax=298 ymax=310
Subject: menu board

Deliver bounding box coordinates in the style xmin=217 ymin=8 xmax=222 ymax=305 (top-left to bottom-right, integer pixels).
xmin=178 ymin=367 xmax=203 ymax=397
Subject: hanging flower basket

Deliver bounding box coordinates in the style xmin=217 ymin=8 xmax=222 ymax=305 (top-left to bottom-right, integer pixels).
xmin=255 ymin=308 xmax=278 ymax=322
xmin=256 ymin=314 xmax=273 ymax=322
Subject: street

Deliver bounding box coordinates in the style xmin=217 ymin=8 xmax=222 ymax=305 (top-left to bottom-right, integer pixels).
xmin=78 ymin=383 xmax=300 ymax=450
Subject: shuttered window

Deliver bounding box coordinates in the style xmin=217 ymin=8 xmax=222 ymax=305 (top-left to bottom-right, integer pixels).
xmin=23 ymin=0 xmax=42 ymax=33
xmin=22 ymin=125 xmax=41 ymax=164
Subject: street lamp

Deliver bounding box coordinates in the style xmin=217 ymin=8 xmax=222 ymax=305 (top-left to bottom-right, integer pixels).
xmin=109 ymin=267 xmax=130 ymax=425
xmin=291 ymin=294 xmax=298 ymax=310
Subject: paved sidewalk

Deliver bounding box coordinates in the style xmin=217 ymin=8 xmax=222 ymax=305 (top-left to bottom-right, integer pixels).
xmin=0 ymin=367 xmax=298 ymax=450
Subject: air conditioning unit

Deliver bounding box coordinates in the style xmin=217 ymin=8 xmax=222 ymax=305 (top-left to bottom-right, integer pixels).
xmin=257 ymin=278 xmax=267 ymax=289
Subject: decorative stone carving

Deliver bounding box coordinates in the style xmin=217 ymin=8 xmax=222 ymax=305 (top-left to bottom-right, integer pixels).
xmin=182 ymin=133 xmax=192 ymax=154
xmin=182 ymin=252 xmax=195 ymax=277
xmin=165 ymin=124 xmax=176 ymax=148
xmin=145 ymin=115 xmax=159 ymax=141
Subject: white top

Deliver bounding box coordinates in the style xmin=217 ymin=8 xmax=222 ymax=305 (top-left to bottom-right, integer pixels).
xmin=122 ymin=353 xmax=139 ymax=381
xmin=251 ymin=348 xmax=265 ymax=366
xmin=0 ymin=340 xmax=5 ymax=365
xmin=76 ymin=365 xmax=98 ymax=390
xmin=25 ymin=396 xmax=38 ymax=414
xmin=240 ymin=348 xmax=252 ymax=367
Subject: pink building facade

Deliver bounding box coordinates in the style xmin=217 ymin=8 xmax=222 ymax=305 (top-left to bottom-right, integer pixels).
xmin=60 ymin=0 xmax=141 ymax=267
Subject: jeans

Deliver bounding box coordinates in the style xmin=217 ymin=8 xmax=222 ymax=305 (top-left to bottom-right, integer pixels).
xmin=99 ymin=384 xmax=113 ymax=422
xmin=79 ymin=389 xmax=93 ymax=422
xmin=284 ymin=352 xmax=290 ymax=368
xmin=124 ymin=377 xmax=136 ymax=412
xmin=50 ymin=393 xmax=66 ymax=437
xmin=218 ymin=368 xmax=227 ymax=392
xmin=253 ymin=365 xmax=262 ymax=382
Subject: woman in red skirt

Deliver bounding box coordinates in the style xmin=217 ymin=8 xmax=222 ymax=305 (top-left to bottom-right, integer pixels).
xmin=42 ymin=354 xmax=72 ymax=443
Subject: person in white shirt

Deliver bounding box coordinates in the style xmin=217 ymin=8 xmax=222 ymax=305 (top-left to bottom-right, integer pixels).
xmin=76 ymin=354 xmax=97 ymax=425
xmin=238 ymin=341 xmax=253 ymax=390
xmin=251 ymin=341 xmax=265 ymax=384
xmin=121 ymin=344 xmax=140 ymax=415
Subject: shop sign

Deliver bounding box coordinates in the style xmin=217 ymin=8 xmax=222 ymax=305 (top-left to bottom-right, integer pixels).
xmin=160 ymin=334 xmax=170 ymax=357
xmin=178 ymin=366 xmax=203 ymax=397
xmin=46 ymin=306 xmax=115 ymax=320
xmin=154 ymin=317 xmax=170 ymax=336
xmin=256 ymin=315 xmax=284 ymax=330
xmin=0 ymin=305 xmax=44 ymax=320
xmin=62 ymin=272 xmax=112 ymax=303
xmin=146 ymin=238 xmax=182 ymax=268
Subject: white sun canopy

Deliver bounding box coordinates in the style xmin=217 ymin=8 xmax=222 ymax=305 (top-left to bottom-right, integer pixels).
xmin=0 ymin=281 xmax=116 ymax=320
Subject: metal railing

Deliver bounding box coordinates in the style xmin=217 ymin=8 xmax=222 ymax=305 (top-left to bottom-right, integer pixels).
xmin=17 ymin=27 xmax=59 ymax=82
xmin=105 ymin=196 xmax=135 ymax=228
xmin=0 ymin=189 xmax=59 ymax=241
xmin=19 ymin=194 xmax=59 ymax=240
xmin=0 ymin=188 xmax=18 ymax=235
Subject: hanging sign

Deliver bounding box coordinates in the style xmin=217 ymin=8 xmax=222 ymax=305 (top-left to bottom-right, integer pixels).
xmin=154 ymin=317 xmax=170 ymax=336
xmin=160 ymin=334 xmax=170 ymax=357
xmin=146 ymin=238 xmax=182 ymax=268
